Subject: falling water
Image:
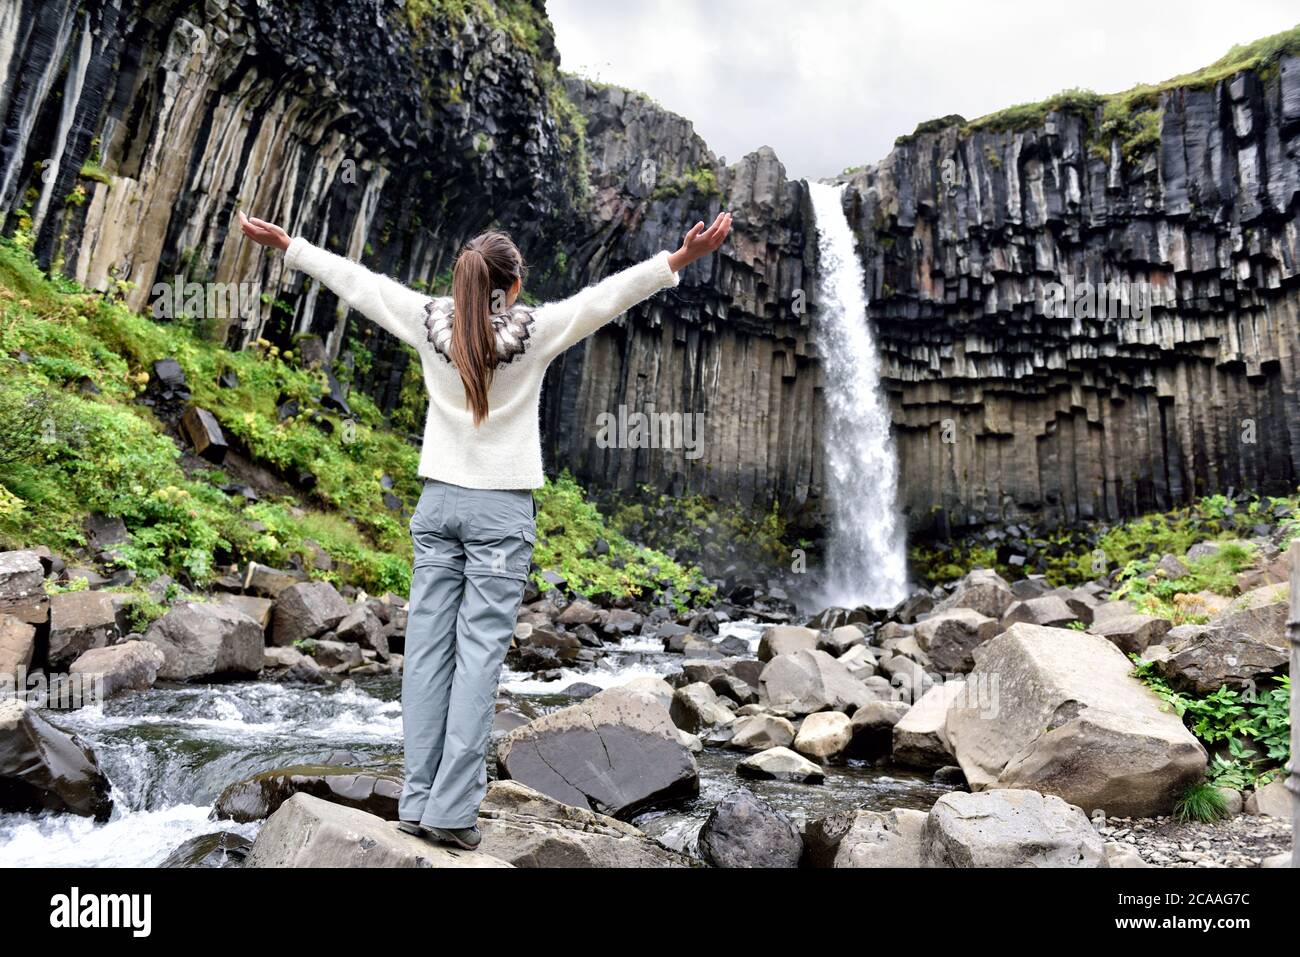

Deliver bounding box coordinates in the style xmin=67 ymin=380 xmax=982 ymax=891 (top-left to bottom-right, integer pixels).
xmin=808 ymin=181 xmax=909 ymax=609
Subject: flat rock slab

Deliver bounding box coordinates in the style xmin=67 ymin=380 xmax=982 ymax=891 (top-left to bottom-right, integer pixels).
xmin=215 ymin=764 xmax=402 ymax=823
xmin=497 ymin=687 xmax=698 ymax=819
xmin=245 ymin=793 xmax=512 ymax=868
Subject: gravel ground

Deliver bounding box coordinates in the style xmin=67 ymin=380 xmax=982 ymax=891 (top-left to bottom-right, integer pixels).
xmin=1099 ymin=813 xmax=1293 ymax=867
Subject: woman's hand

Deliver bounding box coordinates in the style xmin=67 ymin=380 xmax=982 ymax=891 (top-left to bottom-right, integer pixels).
xmin=667 ymin=211 xmax=732 ymax=272
xmin=237 ymin=210 xmax=291 ymax=252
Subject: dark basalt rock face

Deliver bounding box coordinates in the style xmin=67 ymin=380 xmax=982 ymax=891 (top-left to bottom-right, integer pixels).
xmin=839 ymin=64 xmax=1300 ymax=532
xmin=3 ymin=0 xmax=1296 ymax=536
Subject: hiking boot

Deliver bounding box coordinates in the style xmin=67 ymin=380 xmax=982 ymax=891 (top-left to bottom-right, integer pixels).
xmin=424 ymin=824 xmax=481 ymax=850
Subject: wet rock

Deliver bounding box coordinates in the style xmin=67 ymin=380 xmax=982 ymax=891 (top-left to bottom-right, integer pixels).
xmin=69 ymin=640 xmax=166 ymax=698
xmin=144 ymin=602 xmax=265 ymax=681
xmin=0 ymin=698 xmax=112 ymax=819
xmin=833 ymin=808 xmax=928 ymax=868
xmin=271 ymin=580 xmax=349 ymax=646
xmin=913 ymin=608 xmax=1000 ymax=672
xmin=160 ymin=831 xmax=252 ymax=868
xmin=510 ymin=623 xmax=582 ymax=670
xmin=792 ymin=711 xmax=852 ymax=759
xmin=946 ymin=624 xmax=1206 ymax=816
xmin=47 ymin=590 xmax=121 ymax=668
xmin=758 ymin=649 xmax=873 ymax=715
xmin=214 ymin=764 xmax=402 ymax=822
xmin=923 ymin=790 xmax=1105 ymax=868
xmin=698 ymin=788 xmax=801 ymax=868
xmin=497 ymin=687 xmax=699 ymax=819
xmin=478 ymin=780 xmax=694 ymax=867
xmin=891 ymin=680 xmax=965 ymax=769
xmin=736 ymin=746 xmax=824 ymax=784
xmin=245 ymin=793 xmax=512 ymax=868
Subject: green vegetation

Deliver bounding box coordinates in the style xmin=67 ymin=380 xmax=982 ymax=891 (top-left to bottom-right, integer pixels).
xmin=609 ymin=485 xmax=800 ymax=580
xmin=652 ymin=164 xmax=722 ymax=201
xmin=403 ymin=0 xmax=548 ymax=47
xmin=1135 ymin=662 xmax=1290 ymax=791
xmin=1111 ymin=541 xmax=1256 ymax=623
xmin=911 ymin=490 xmax=1300 ymax=602
xmin=1173 ymin=781 xmax=1230 ymax=824
xmin=893 ymin=114 xmax=968 ymax=147
xmin=533 ymin=473 xmax=713 ymax=610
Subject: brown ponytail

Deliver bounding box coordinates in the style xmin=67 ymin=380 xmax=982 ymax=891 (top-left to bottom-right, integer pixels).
xmin=450 ymin=231 xmax=525 ymax=426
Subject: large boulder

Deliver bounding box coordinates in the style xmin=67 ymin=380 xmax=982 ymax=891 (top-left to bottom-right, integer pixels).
xmin=847 ymin=699 xmax=910 ymax=758
xmin=335 ymin=604 xmax=389 ymax=659
xmin=932 ymin=569 xmax=1015 ymax=619
xmin=69 ymin=640 xmax=166 ymax=698
xmin=833 ymin=808 xmax=928 ymax=868
xmin=757 ymin=625 xmax=819 ymax=661
xmin=0 ymin=698 xmax=112 ymax=819
xmin=47 ymin=590 xmax=121 ymax=668
xmin=1000 ymin=594 xmax=1076 ymax=629
xmin=214 ymin=764 xmax=402 ymax=822
xmin=144 ymin=602 xmax=265 ymax=680
xmin=913 ymin=608 xmax=1000 ymax=673
xmin=497 ymin=687 xmax=698 ymax=819
xmin=759 ymin=649 xmax=873 ymax=715
xmin=245 ymin=793 xmax=512 ymax=867
xmin=1213 ymin=582 xmax=1290 ymax=645
xmin=697 ymin=788 xmax=802 ymax=868
xmin=270 ymin=581 xmax=349 ymax=646
xmin=945 ymin=624 xmax=1206 ymax=816
xmin=210 ymin=593 xmax=275 ymax=630
xmin=477 ymin=780 xmax=694 ymax=867
xmin=0 ymin=614 xmax=35 ymax=677
xmin=891 ymin=680 xmax=966 ymax=769
xmin=922 ymin=789 xmax=1106 ymax=867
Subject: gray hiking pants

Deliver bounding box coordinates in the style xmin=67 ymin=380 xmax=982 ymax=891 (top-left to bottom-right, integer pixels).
xmin=399 ymin=478 xmax=536 ymax=828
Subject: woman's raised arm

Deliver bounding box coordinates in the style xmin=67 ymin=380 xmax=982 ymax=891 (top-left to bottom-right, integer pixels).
xmin=238 ymin=211 xmax=430 ymax=351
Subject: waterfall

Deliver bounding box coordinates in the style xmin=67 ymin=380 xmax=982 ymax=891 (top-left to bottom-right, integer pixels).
xmin=808 ymin=181 xmax=909 ymax=609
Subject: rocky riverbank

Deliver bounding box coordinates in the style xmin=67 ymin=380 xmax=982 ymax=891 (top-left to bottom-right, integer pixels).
xmin=1 ymin=506 xmax=1293 ymax=867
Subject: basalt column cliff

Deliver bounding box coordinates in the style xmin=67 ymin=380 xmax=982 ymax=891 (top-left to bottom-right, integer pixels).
xmin=843 ymin=57 xmax=1300 ymax=533
xmin=2 ymin=0 xmax=1297 ymax=536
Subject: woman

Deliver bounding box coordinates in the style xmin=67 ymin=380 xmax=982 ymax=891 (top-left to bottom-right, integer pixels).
xmin=238 ymin=208 xmax=732 ymax=848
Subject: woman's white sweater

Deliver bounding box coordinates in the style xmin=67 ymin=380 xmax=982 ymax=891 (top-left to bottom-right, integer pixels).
xmin=283 ymin=237 xmax=680 ymax=489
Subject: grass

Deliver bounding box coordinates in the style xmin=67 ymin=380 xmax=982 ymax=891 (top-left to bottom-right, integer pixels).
xmin=651 ymin=164 xmax=722 ymax=202
xmin=904 ymin=24 xmax=1300 ymax=162
xmin=0 ymin=240 xmax=714 ymax=607
xmin=1173 ymin=782 xmax=1230 ymax=824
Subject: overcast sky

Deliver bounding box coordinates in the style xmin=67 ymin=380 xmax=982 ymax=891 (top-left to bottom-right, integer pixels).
xmin=546 ymin=0 xmax=1299 ymax=180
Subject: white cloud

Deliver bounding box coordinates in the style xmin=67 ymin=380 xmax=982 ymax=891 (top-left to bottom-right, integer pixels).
xmin=546 ymin=0 xmax=1299 ymax=179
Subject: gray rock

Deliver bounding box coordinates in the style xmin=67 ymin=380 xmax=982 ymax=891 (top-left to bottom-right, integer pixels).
xmin=698 ymin=788 xmax=801 ymax=868
xmin=0 ymin=698 xmax=112 ymax=819
xmin=669 ymin=682 xmax=735 ymax=734
xmin=214 ymin=764 xmax=402 ymax=822
xmin=1154 ymin=624 xmax=1288 ymax=693
xmin=891 ymin=680 xmax=965 ymax=769
xmin=914 ymin=608 xmax=1000 ymax=672
xmin=923 ymin=789 xmax=1106 ymax=867
xmin=69 ymin=640 xmax=166 ymax=697
xmin=271 ymin=580 xmax=349 ymax=646
xmin=833 ymin=808 xmax=928 ymax=867
xmin=757 ymin=624 xmax=818 ymax=661
xmin=0 ymin=614 xmax=36 ymax=677
xmin=1000 ymin=594 xmax=1076 ymax=629
xmin=497 ymin=687 xmax=698 ymax=818
xmin=0 ymin=550 xmax=47 ymax=624
xmin=848 ymin=699 xmax=911 ymax=758
xmin=1245 ymin=778 xmax=1293 ymax=818
xmin=758 ymin=648 xmax=873 ymax=715
xmin=727 ymin=713 xmax=796 ymax=751
xmin=144 ymin=602 xmax=265 ymax=680
xmin=792 ymin=711 xmax=853 ymax=759
xmin=818 ymin=624 xmax=867 ymax=656
xmin=245 ymin=793 xmax=512 ymax=868
xmin=931 ymin=568 xmax=1015 ymax=619
xmin=736 ymin=746 xmax=824 ymax=783
xmin=478 ymin=780 xmax=694 ymax=867
xmin=1087 ymin=613 xmax=1171 ymax=655
xmin=945 ymin=624 xmax=1206 ymax=817
xmin=48 ymin=590 xmax=120 ymax=668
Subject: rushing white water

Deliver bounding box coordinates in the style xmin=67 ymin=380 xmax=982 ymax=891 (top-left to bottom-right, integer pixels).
xmin=808 ymin=181 xmax=909 ymax=609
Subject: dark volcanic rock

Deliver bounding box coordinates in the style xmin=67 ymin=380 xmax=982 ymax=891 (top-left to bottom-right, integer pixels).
xmin=214 ymin=764 xmax=402 ymax=823
xmin=0 ymin=698 xmax=112 ymax=819
xmin=698 ymin=788 xmax=802 ymax=868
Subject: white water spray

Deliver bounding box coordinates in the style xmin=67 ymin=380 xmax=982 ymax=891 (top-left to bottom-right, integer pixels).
xmin=808 ymin=181 xmax=909 ymax=608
